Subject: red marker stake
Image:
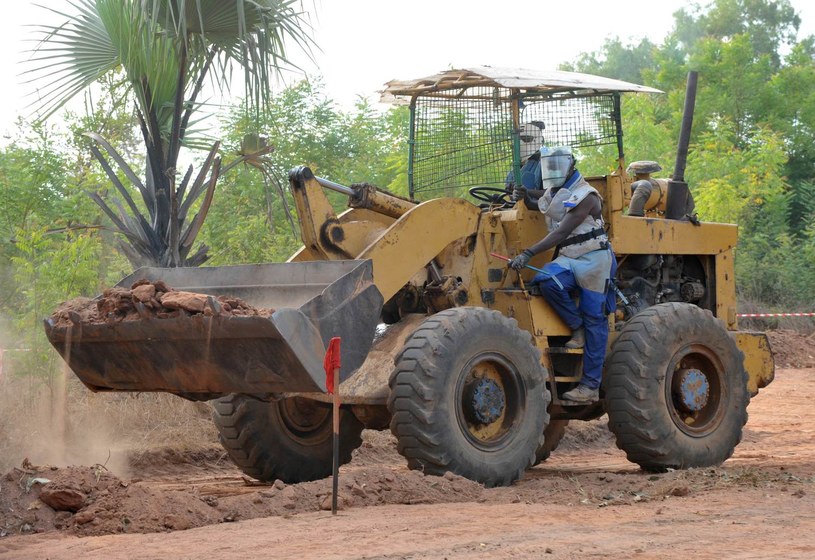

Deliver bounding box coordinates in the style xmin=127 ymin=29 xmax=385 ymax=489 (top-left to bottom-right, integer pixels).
xmin=323 ymin=337 xmax=342 ymax=515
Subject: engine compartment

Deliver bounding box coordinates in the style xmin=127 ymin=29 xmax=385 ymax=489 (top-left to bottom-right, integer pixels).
xmin=616 ymin=254 xmax=711 ymax=320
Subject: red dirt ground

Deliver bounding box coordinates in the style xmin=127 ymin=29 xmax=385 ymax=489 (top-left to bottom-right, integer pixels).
xmin=1 ymin=333 xmax=814 ymax=559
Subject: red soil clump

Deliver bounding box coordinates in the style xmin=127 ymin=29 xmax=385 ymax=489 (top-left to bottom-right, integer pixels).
xmin=49 ymin=280 xmax=273 ymax=328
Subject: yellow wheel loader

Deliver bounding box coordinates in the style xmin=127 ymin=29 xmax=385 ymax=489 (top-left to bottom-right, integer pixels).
xmin=45 ymin=67 xmax=775 ymax=487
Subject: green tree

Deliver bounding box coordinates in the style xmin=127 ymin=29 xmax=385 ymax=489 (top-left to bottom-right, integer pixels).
xmin=673 ymin=0 xmax=800 ymax=69
xmin=11 ymin=228 xmax=103 ymax=372
xmin=565 ymin=0 xmax=815 ymax=310
xmin=0 ymin=124 xmax=70 ymax=318
xmin=27 ymin=0 xmax=314 ymax=268
xmin=0 ymin=116 xmax=114 ymax=377
xmin=200 ymin=80 xmax=409 ymax=264
xmin=685 ymin=34 xmax=776 ymax=143
xmin=687 ymin=124 xmax=788 ymax=228
xmin=561 ymin=37 xmax=657 ymax=85
xmin=763 ymin=38 xmax=815 ymax=231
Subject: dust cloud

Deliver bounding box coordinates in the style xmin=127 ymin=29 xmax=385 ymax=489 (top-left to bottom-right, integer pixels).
xmin=0 ymin=371 xmax=132 ymax=477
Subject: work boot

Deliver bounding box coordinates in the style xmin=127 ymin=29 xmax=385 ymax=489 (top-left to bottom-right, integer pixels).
xmin=562 ymin=384 xmax=599 ymax=403
xmin=564 ymin=327 xmax=585 ymax=349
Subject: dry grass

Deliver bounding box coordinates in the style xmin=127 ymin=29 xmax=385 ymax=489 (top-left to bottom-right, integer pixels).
xmin=0 ymin=371 xmax=217 ymax=477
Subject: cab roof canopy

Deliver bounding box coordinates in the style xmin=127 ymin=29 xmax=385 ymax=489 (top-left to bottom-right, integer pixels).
xmin=381 ymin=65 xmax=662 ymax=102
xmin=384 ymin=66 xmax=662 ymax=199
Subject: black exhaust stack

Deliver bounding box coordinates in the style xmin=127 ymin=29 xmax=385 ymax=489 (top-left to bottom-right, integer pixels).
xmin=665 ymin=71 xmax=698 ymax=220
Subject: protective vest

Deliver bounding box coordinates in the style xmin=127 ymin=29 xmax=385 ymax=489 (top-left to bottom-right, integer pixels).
xmin=538 ymin=173 xmax=608 ymax=259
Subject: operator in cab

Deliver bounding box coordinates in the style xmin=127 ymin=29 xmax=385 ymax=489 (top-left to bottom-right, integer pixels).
xmin=508 ymin=147 xmax=616 ymax=404
xmin=505 ymin=121 xmax=546 ymax=194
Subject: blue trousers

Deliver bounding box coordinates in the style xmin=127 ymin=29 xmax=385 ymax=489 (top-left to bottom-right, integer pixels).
xmin=535 ymin=265 xmax=609 ymax=390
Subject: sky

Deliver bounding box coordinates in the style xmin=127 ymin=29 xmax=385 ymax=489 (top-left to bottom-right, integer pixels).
xmin=1 ymin=0 xmax=814 ymax=137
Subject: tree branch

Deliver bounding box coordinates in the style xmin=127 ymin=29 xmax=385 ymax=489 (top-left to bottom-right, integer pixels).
xmin=179 ymin=46 xmax=218 ymax=152
xmin=167 ymin=41 xmax=188 ymax=174
xmin=179 ymin=157 xmax=221 ymax=259
xmin=140 ymin=78 xmax=171 ymax=240
xmin=179 ymin=141 xmax=220 ymax=222
xmin=85 ymin=138 xmax=163 ymax=253
xmin=136 ymin=109 xmax=159 ymax=222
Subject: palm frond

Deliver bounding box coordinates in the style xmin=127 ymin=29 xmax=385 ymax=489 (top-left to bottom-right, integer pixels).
xmin=84 ymin=132 xmax=148 ymax=193
xmin=180 ymin=156 xmax=221 ymax=256
xmin=179 ymin=141 xmax=221 ymax=221
xmin=85 ymin=191 xmax=155 ymax=255
xmin=25 ymin=1 xmax=120 ymax=121
xmin=149 ymin=0 xmax=315 ymax=115
xmin=26 ymin=0 xmax=182 ymax=125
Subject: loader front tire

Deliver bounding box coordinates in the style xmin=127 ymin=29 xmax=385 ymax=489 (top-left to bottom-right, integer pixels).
xmin=388 ymin=307 xmax=550 ymax=487
xmin=212 ymin=395 xmax=363 ymax=483
xmin=604 ymin=303 xmax=748 ymax=471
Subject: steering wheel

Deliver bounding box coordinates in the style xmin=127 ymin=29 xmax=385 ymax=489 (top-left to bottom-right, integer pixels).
xmin=468 ymin=186 xmax=513 ymax=208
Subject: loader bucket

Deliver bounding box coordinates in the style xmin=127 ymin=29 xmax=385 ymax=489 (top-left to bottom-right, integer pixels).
xmin=43 ymin=260 xmax=383 ymax=400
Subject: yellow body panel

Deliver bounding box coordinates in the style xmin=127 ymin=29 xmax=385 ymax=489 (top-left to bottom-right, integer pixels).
xmin=357 ymin=198 xmax=481 ymax=302
xmin=288 ymin=167 xmax=774 ymax=401
xmin=489 ymin=289 xmax=569 ymax=338
xmin=734 ymin=331 xmax=776 ymax=395
xmin=609 ymin=216 xmax=737 ymax=255
xmin=716 ymin=250 xmax=738 ymax=329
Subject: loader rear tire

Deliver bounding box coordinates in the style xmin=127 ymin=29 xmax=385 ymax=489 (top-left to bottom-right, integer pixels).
xmin=604 ymin=303 xmax=748 ymax=471
xmin=534 ymin=419 xmax=569 ymax=465
xmin=388 ymin=307 xmax=550 ymax=487
xmin=212 ymin=395 xmax=363 ymax=483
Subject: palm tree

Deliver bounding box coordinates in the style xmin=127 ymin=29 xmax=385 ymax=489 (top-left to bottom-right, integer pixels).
xmin=26 ymin=0 xmax=313 ymax=267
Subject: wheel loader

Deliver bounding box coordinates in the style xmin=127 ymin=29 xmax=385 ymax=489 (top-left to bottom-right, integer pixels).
xmin=45 ymin=67 xmax=775 ymax=487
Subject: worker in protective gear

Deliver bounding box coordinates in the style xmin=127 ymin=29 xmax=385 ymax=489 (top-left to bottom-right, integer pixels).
xmin=505 ymin=121 xmax=545 ymax=197
xmin=508 ymin=146 xmax=616 ymax=404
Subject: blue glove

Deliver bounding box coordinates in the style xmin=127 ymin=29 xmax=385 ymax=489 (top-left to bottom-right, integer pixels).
xmin=509 ymin=249 xmax=534 ymax=270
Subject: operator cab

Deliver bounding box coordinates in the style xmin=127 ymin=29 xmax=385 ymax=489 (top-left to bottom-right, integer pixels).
xmin=380 ymin=66 xmax=662 ymax=210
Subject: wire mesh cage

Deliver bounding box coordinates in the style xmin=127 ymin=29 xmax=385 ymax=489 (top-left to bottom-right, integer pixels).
xmin=409 ymin=90 xmax=622 ymax=200
xmin=521 ymin=93 xmax=620 ymax=151
xmin=411 ymin=87 xmax=514 ymax=200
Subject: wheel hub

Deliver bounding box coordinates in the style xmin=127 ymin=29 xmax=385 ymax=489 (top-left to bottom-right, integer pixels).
xmin=675 ymin=368 xmax=710 ymax=412
xmin=466 ymin=378 xmax=506 ymax=425
xmin=281 ymin=397 xmax=330 ymax=435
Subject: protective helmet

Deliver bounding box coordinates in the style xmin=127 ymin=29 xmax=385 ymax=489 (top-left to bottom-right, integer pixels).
xmin=519 ymin=121 xmax=545 ymax=162
xmin=540 ymin=146 xmax=575 ymax=189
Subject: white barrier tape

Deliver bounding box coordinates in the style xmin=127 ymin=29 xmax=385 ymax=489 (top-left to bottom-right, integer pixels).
xmin=737 ymin=313 xmax=815 ymax=318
